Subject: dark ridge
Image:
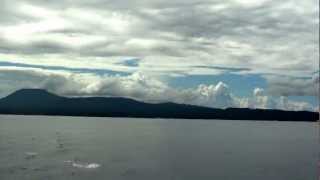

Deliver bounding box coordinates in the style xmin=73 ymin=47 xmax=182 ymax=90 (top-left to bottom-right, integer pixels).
xmin=0 ymin=89 xmax=318 ymax=122
xmin=4 ymin=89 xmax=60 ymax=99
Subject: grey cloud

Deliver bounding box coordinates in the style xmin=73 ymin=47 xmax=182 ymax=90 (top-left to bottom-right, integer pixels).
xmin=0 ymin=69 xmax=52 ymax=97
xmin=0 ymin=0 xmax=317 ymax=76
xmin=265 ymin=75 xmax=319 ymax=97
xmin=26 ymin=0 xmax=214 ymax=10
xmin=0 ymin=1 xmax=35 ymax=25
xmin=27 ymin=41 xmax=71 ymax=54
xmin=194 ymin=65 xmax=251 ymax=72
xmin=0 ymin=61 xmax=130 ymax=75
xmin=0 ymin=69 xmax=93 ymax=97
xmin=0 ymin=37 xmax=71 ymax=55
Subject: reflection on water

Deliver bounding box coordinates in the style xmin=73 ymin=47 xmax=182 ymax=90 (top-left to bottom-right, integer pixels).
xmin=0 ymin=115 xmax=318 ymax=180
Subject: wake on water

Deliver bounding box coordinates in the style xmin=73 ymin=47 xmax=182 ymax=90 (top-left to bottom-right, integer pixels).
xmin=64 ymin=160 xmax=101 ymax=169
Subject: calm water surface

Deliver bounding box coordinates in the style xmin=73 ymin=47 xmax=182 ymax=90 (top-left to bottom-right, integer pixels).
xmin=0 ymin=115 xmax=318 ymax=180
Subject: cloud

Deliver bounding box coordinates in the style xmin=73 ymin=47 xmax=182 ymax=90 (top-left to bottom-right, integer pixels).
xmin=265 ymin=75 xmax=319 ymax=97
xmin=0 ymin=0 xmax=317 ymax=78
xmin=246 ymin=88 xmax=314 ymax=111
xmin=0 ymin=61 xmax=130 ymax=75
xmin=0 ymin=0 xmax=317 ymax=111
xmin=0 ymin=67 xmax=315 ymax=111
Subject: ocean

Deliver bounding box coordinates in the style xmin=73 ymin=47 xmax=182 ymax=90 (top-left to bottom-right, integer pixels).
xmin=0 ymin=115 xmax=318 ymax=180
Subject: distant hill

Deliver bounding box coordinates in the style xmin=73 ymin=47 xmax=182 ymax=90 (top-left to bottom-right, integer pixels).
xmin=0 ymin=89 xmax=318 ymax=121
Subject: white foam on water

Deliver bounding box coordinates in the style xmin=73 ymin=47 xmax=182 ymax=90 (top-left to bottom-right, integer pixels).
xmin=64 ymin=160 xmax=101 ymax=169
xmin=72 ymin=163 xmax=101 ymax=169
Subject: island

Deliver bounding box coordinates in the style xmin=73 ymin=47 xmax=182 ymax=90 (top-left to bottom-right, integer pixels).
xmin=0 ymin=89 xmax=318 ymax=121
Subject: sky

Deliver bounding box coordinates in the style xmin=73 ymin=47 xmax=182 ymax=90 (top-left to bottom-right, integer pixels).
xmin=0 ymin=0 xmax=318 ymax=111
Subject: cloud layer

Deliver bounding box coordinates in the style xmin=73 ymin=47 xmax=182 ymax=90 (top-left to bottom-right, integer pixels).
xmin=0 ymin=0 xmax=318 ymax=111
xmin=265 ymin=74 xmax=319 ymax=97
xmin=0 ymin=67 xmax=315 ymax=111
xmin=0 ymin=0 xmax=318 ymax=77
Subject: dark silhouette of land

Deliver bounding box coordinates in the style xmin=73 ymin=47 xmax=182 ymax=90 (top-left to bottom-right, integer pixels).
xmin=0 ymin=89 xmax=318 ymax=121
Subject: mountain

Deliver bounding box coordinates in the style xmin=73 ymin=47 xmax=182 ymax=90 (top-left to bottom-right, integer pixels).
xmin=0 ymin=89 xmax=318 ymax=121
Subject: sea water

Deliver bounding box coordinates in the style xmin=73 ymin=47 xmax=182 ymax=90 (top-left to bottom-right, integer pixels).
xmin=0 ymin=115 xmax=318 ymax=180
